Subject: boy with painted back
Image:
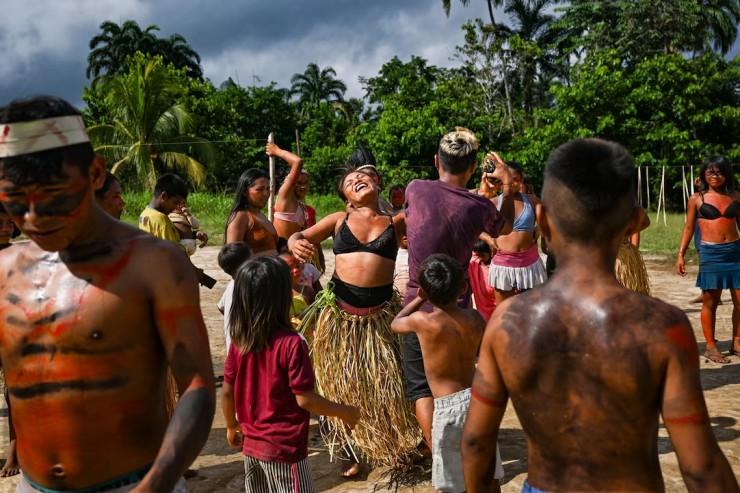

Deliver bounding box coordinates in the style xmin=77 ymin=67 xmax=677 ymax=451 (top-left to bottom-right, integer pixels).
xmin=462 ymin=138 xmax=739 ymax=493
xmin=392 ymin=254 xmax=502 ymax=493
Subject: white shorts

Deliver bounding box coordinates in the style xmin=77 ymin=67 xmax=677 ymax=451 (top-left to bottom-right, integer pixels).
xmin=432 ymin=388 xmax=504 ymax=492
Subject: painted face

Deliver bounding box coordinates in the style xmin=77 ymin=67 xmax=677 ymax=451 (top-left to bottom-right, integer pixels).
xmin=0 ymin=162 xmax=94 ymax=251
xmin=247 ymin=177 xmax=270 ymax=210
xmin=281 ymin=255 xmax=304 ymax=286
xmin=295 ymin=174 xmax=310 ymax=200
xmin=0 ymin=212 xmax=15 ymax=245
xmin=342 ymin=172 xmax=377 ymax=204
xmin=390 ymin=189 xmax=405 ymax=208
xmin=705 ymin=167 xmax=726 ymax=189
xmin=97 ymin=180 xmax=125 ymax=219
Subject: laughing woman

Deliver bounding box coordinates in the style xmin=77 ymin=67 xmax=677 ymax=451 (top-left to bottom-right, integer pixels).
xmin=677 ymin=155 xmax=740 ymax=364
xmin=289 ymin=170 xmax=420 ymax=474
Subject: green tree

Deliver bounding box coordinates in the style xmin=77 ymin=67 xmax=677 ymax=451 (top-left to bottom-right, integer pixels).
xmin=86 ymin=53 xmax=214 ymax=190
xmin=87 ymin=20 xmax=202 ymax=83
xmin=290 ymin=63 xmax=347 ymax=122
xmin=510 ymin=51 xmax=740 ymax=201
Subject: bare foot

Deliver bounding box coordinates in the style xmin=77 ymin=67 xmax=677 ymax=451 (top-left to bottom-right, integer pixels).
xmin=340 ymin=459 xmax=360 ymax=477
xmin=0 ymin=440 xmax=20 ymax=478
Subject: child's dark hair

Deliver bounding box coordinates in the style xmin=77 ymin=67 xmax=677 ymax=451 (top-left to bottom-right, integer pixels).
xmin=419 ymin=254 xmax=464 ymax=306
xmin=229 ymin=256 xmax=292 ymax=353
xmin=276 ymin=237 xmax=289 ymax=254
xmin=437 ymin=128 xmax=479 ymax=175
xmin=0 ymin=96 xmax=94 ymax=186
xmin=217 ymin=242 xmax=252 ymax=277
xmin=95 ymin=171 xmax=120 ymax=199
xmin=699 ymin=155 xmax=734 ymax=193
xmin=542 ymin=138 xmax=635 ymax=244
xmin=472 ymin=239 xmax=491 ymax=256
xmin=154 ymin=173 xmax=188 ymax=199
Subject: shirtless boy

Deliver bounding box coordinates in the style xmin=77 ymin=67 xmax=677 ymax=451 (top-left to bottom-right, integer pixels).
xmin=462 ymin=138 xmax=739 ymax=493
xmin=0 ymin=96 xmax=215 ymax=492
xmin=392 ymin=254 xmax=501 ymax=493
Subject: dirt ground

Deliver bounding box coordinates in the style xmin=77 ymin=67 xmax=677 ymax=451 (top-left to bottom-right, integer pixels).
xmin=0 ymin=247 xmax=738 ymax=492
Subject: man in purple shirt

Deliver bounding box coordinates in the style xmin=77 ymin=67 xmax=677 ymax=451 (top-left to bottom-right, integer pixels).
xmin=403 ymin=128 xmax=515 ymax=450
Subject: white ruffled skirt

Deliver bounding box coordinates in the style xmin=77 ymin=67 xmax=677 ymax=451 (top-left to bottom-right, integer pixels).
xmin=488 ymin=245 xmax=547 ymax=291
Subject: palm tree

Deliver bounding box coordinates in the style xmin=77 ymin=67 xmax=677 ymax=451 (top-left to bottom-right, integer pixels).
xmin=87 ymin=54 xmax=214 ymax=189
xmin=86 ymin=19 xmax=203 ymax=82
xmin=698 ymin=0 xmax=740 ymax=55
xmin=290 ymin=63 xmax=347 ymax=121
xmin=442 ymin=0 xmax=503 ymax=26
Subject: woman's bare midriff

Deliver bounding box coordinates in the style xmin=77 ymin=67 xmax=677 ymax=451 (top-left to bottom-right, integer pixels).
xmin=334 ymin=253 xmax=395 ymax=287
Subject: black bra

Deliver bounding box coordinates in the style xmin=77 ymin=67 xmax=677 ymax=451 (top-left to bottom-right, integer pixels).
xmin=333 ymin=214 xmax=398 ymax=261
xmin=698 ymin=193 xmax=740 ymax=220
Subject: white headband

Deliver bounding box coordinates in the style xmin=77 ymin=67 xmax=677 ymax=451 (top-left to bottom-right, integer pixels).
xmin=356 ymin=164 xmax=377 ymax=172
xmin=0 ymin=116 xmax=89 ymax=158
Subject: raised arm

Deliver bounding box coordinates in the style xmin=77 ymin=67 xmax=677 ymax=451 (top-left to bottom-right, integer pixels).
xmin=462 ymin=311 xmax=508 ymax=493
xmin=390 ymin=295 xmax=426 ymax=335
xmin=288 ymin=212 xmax=343 ymax=262
xmin=660 ymin=316 xmax=739 ymax=492
xmin=270 ymin=143 xmax=304 ymax=209
xmin=487 ymin=152 xmax=514 ymax=236
xmin=677 ymin=195 xmax=699 ymax=276
xmin=135 ymin=242 xmax=216 ymax=492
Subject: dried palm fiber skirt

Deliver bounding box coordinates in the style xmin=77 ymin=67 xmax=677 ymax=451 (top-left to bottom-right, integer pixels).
xmin=615 ymin=241 xmax=651 ymax=295
xmin=696 ymin=239 xmax=740 ymax=290
xmin=488 ymin=243 xmax=547 ymax=291
xmin=297 ymin=285 xmax=420 ymax=466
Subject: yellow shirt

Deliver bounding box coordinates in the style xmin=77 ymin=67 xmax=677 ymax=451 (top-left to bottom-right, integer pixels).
xmin=139 ymin=206 xmax=185 ymax=252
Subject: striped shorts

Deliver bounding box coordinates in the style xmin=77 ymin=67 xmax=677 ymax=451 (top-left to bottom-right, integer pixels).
xmin=243 ymin=455 xmax=316 ymax=493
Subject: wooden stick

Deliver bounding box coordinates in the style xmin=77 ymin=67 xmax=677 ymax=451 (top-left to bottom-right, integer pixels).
xmin=268 ymin=132 xmax=275 ymax=222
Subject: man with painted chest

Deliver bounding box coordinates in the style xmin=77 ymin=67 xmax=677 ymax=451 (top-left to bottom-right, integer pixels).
xmin=0 ymin=96 xmax=215 ymax=493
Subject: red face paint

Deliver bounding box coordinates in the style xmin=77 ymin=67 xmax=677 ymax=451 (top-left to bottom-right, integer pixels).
xmin=663 ymin=413 xmax=708 ymax=426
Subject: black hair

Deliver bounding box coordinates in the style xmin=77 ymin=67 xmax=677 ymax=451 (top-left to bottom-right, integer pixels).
xmin=276 ymin=237 xmax=289 ymax=254
xmin=388 ymin=184 xmax=405 ymax=199
xmin=0 ymin=96 xmax=94 ymax=186
xmin=542 ymin=138 xmax=635 ymax=244
xmin=217 ymin=242 xmax=252 ymax=277
xmin=225 ymin=168 xmax=270 ymax=241
xmin=95 ymin=171 xmax=120 ymax=198
xmin=419 ymin=254 xmax=464 ymax=306
xmin=506 ymin=161 xmax=524 ymax=177
xmin=472 ymin=239 xmax=491 ymax=256
xmin=153 ymin=173 xmax=188 ymax=199
xmin=699 ymin=155 xmax=735 ymax=193
xmin=229 ymin=256 xmax=292 ymax=353
xmin=347 ymin=142 xmax=376 ymax=168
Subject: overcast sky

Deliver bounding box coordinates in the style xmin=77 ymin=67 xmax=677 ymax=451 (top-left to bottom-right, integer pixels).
xmin=0 ymin=0 xmax=486 ymax=107
xmin=1 ymin=1 xmax=738 ymax=109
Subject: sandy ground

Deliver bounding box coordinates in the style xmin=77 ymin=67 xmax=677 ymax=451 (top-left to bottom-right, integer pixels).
xmin=1 ymin=247 xmax=739 ymax=492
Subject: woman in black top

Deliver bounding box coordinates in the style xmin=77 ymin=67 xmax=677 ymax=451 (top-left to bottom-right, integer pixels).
xmin=288 ymin=170 xmax=419 ymax=474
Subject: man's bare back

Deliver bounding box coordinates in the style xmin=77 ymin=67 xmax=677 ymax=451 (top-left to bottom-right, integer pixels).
xmin=462 ymin=138 xmax=738 ymax=493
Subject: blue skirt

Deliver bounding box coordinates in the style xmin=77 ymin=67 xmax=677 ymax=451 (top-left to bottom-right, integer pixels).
xmin=696 ymin=239 xmax=740 ymax=290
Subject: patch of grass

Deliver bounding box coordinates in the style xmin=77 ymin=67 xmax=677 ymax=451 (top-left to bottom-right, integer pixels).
xmin=121 ymin=192 xmax=341 ymax=246
xmin=640 ymin=211 xmax=696 ymax=261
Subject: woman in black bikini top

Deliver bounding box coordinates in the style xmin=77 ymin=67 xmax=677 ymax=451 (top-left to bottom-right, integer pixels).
xmin=677 ymin=155 xmax=740 ymax=364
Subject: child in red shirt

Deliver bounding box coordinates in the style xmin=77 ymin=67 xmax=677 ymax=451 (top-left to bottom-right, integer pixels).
xmin=469 ymin=240 xmax=496 ymax=321
xmin=222 ymin=256 xmax=359 ymax=492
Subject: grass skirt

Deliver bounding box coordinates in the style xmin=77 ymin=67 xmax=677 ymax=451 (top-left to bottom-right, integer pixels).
xmin=615 ymin=241 xmax=651 ymax=295
xmin=297 ymin=288 xmax=421 ymax=466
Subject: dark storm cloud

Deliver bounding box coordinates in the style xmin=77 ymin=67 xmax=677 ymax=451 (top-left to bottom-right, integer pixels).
xmin=0 ymin=0 xmax=480 ymax=107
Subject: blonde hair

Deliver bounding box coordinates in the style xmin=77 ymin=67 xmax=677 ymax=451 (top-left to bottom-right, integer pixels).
xmin=438 ymin=127 xmax=480 ymax=174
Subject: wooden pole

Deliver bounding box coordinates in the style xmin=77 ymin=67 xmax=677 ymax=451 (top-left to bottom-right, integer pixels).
xmin=681 ymin=166 xmax=688 ymax=221
xmin=268 ymin=132 xmax=275 ymax=222
xmin=295 ymin=129 xmax=302 ymax=157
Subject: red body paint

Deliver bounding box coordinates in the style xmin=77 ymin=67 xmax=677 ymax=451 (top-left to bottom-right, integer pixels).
xmin=471 ymin=387 xmax=507 ymax=408
xmin=666 ymin=325 xmax=698 ymax=361
xmin=663 ymin=413 xmax=709 ymax=425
